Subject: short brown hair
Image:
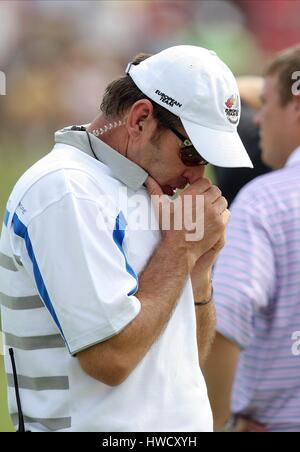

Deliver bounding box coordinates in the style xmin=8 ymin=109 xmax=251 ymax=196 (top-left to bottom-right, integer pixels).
xmin=265 ymin=44 xmax=300 ymax=105
xmin=100 ymin=53 xmax=181 ymax=131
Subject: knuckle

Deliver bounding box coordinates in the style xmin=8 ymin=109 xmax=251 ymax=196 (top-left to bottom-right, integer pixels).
xmin=220 ymin=236 xmax=226 ymax=248
xmin=218 ymin=215 xmax=226 ymax=229
xmin=210 ymin=212 xmax=223 ymax=228
xmin=212 ymin=185 xmax=222 ymax=197
xmin=197 ymin=178 xmax=212 ymax=193
xmin=202 ymin=177 xmax=212 ymax=187
xmin=222 ymin=196 xmax=228 ymax=209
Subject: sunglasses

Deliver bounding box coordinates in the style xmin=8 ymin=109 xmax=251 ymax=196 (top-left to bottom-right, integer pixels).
xmin=165 ymin=125 xmax=208 ymax=167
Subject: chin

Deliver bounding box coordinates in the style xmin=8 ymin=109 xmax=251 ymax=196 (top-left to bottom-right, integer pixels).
xmin=262 ymin=152 xmax=280 ymax=170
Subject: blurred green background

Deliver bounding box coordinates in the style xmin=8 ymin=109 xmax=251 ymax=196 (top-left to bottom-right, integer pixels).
xmin=0 ymin=360 xmax=13 ymax=432
xmin=0 ymin=150 xmax=43 ymax=432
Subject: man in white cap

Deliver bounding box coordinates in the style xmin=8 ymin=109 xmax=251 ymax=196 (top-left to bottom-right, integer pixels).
xmin=0 ymin=46 xmax=252 ymax=432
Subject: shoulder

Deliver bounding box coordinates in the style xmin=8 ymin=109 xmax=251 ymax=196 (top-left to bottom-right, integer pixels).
xmin=7 ymin=144 xmax=122 ymax=226
xmin=233 ymin=165 xmax=300 ymax=213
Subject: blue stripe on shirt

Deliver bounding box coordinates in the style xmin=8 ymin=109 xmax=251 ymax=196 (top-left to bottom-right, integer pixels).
xmin=4 ymin=209 xmax=10 ymax=226
xmin=12 ymin=213 xmax=68 ymax=347
xmin=113 ymin=212 xmax=138 ymax=296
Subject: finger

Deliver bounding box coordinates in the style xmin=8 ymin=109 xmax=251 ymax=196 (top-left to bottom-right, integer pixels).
xmin=212 ymin=235 xmax=226 ymax=252
xmin=223 ymin=209 xmax=231 ymax=223
xmin=205 ymin=185 xmax=222 ymax=204
xmin=219 ymin=209 xmax=231 ymax=227
xmin=145 ymin=176 xmax=164 ymax=196
xmin=212 ymin=196 xmax=228 ymax=215
xmin=184 ymin=177 xmax=212 ymax=195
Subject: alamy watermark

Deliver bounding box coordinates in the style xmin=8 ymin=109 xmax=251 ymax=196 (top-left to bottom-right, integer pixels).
xmin=292 ymin=71 xmax=300 ymax=96
xmin=95 ymin=188 xmax=205 ymax=242
xmin=291 ymin=331 xmax=300 ymax=356
xmin=0 ymin=70 xmax=6 ymax=95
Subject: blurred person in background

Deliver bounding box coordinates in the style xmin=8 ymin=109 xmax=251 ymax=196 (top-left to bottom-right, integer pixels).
xmin=204 ymin=44 xmax=300 ymax=432
xmin=0 ymin=46 xmax=252 ymax=432
xmin=214 ymin=76 xmax=271 ymax=206
xmin=234 ymin=0 xmax=300 ymax=54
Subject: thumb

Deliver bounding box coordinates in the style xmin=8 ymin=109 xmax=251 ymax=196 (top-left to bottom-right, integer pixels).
xmin=145 ymin=175 xmax=164 ymax=196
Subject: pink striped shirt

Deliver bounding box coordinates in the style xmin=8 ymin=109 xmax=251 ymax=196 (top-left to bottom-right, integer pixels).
xmin=214 ymin=146 xmax=300 ymax=432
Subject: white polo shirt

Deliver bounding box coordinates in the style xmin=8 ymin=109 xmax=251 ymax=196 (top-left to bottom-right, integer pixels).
xmin=0 ymin=126 xmax=212 ymax=432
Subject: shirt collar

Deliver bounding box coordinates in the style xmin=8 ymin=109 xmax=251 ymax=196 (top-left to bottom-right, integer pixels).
xmin=286 ymin=145 xmax=300 ymax=168
xmin=54 ymin=125 xmax=148 ymax=191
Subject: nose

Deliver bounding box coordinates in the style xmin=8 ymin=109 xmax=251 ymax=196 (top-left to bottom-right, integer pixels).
xmin=182 ymin=166 xmax=206 ymax=184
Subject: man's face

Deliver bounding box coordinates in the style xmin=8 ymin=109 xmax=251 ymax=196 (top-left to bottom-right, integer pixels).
xmin=255 ymin=75 xmax=295 ymax=169
xmin=143 ymin=124 xmax=206 ymax=195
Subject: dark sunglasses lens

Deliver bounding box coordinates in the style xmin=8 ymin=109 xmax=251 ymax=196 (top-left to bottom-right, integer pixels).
xmin=180 ymin=147 xmax=208 ymax=167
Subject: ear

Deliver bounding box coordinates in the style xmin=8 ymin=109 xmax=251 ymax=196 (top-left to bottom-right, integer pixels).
xmin=126 ymin=99 xmax=154 ymax=139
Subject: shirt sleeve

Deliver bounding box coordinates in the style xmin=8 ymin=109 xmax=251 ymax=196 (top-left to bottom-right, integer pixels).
xmin=213 ymin=193 xmax=276 ymax=350
xmin=18 ymin=192 xmax=141 ymax=355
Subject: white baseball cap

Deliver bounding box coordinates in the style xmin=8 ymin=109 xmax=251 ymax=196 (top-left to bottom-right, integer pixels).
xmin=126 ymin=45 xmax=253 ymax=168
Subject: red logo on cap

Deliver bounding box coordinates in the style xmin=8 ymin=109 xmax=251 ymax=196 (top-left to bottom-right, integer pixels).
xmin=225 ymin=95 xmax=237 ymax=109
xmin=225 ymin=95 xmax=239 ymax=124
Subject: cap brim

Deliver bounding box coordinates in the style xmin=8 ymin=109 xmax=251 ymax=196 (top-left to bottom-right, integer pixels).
xmin=181 ymin=118 xmax=253 ymax=168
